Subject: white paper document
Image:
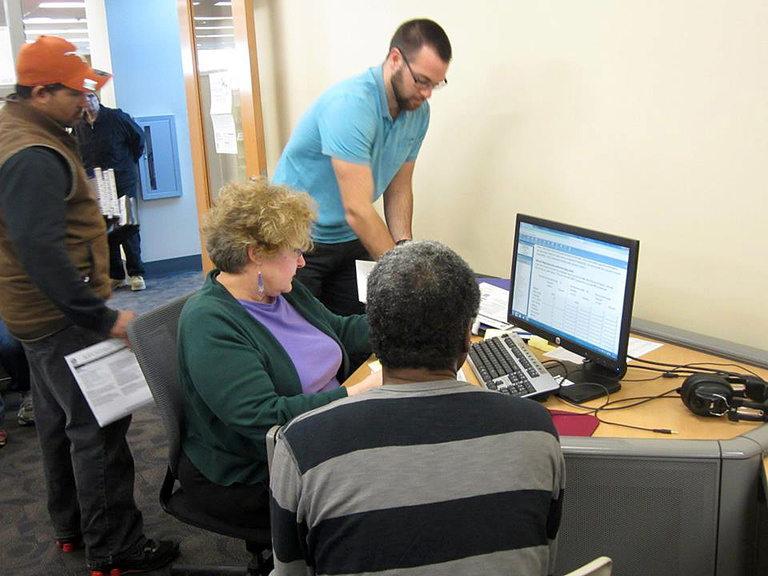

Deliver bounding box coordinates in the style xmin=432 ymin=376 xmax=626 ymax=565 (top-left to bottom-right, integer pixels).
xmin=211 ymin=113 xmax=238 ymax=154
xmin=476 ymin=314 xmax=513 ymax=330
xmin=484 ymin=327 xmax=531 ymax=341
xmin=543 ymin=336 xmax=663 ymax=366
xmin=65 ymin=339 xmax=153 ymax=427
xmin=544 ymin=347 xmax=586 ymax=364
xmin=355 ymin=259 xmax=376 ymax=303
xmin=478 ymin=282 xmax=510 ymax=324
xmin=209 ymin=71 xmax=233 ymax=115
xmin=627 ymin=337 xmax=663 ymax=360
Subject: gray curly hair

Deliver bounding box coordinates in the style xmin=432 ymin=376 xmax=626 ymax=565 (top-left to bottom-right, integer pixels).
xmin=366 ymin=241 xmax=480 ymax=370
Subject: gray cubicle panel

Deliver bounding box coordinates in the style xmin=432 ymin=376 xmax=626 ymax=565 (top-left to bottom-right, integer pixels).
xmin=554 ymin=425 xmax=768 ymax=576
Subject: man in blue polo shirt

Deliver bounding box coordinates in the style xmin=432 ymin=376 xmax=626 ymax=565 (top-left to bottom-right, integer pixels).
xmin=273 ymin=19 xmax=452 ymax=316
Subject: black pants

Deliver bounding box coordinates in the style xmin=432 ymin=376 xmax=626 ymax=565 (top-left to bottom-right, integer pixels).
xmin=0 ymin=319 xmax=30 ymax=392
xmin=296 ymin=239 xmax=372 ymax=317
xmin=22 ymin=325 xmax=144 ymax=563
xmin=109 ymin=229 xmax=144 ymax=280
xmin=178 ymin=450 xmax=271 ymax=530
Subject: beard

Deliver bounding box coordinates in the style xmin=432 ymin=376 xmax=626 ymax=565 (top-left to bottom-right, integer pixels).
xmin=391 ymin=69 xmax=423 ymax=112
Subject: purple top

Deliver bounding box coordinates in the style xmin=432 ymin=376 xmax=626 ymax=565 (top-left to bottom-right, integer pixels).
xmin=238 ymin=296 xmax=342 ymax=393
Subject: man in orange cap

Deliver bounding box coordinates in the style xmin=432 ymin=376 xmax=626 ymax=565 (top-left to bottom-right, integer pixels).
xmin=0 ymin=37 xmax=179 ymax=575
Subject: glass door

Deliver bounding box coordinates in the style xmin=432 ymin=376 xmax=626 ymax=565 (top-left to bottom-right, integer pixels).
xmin=179 ymin=0 xmax=267 ymax=271
xmin=191 ymin=0 xmax=245 ymax=200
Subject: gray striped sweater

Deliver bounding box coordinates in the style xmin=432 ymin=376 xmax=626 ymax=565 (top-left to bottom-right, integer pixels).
xmin=270 ymin=380 xmax=566 ymax=576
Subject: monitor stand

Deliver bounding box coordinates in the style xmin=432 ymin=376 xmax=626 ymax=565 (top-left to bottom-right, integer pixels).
xmin=556 ymin=360 xmax=624 ymax=403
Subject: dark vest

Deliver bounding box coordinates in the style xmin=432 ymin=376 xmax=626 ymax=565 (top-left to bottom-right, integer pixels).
xmin=0 ymin=99 xmax=110 ymax=340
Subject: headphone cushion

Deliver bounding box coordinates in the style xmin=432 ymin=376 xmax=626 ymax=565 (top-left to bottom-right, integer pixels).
xmin=681 ymin=374 xmax=732 ymax=416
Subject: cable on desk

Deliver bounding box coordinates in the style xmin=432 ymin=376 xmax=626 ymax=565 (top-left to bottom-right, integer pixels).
xmin=592 ymin=388 xmax=681 ymax=411
xmin=626 ymin=364 xmax=698 ymax=376
xmin=595 ymin=419 xmax=678 ymax=435
xmin=552 ymin=387 xmax=681 ymax=435
xmin=627 ymin=355 xmax=761 ymax=379
xmin=621 ymin=374 xmax=664 ymax=383
xmin=542 ymin=359 xmax=688 ymax=434
xmin=543 ymin=359 xmax=570 ymax=385
xmin=544 ymin=354 xmax=764 ymax=434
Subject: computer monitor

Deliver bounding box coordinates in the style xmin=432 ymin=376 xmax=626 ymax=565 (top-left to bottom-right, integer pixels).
xmin=507 ymin=214 xmax=639 ymax=400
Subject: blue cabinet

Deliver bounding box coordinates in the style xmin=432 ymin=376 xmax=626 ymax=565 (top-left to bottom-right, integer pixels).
xmin=135 ymin=115 xmax=183 ymax=200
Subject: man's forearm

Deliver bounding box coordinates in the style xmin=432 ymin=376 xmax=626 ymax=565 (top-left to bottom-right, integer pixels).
xmin=345 ymin=204 xmax=395 ymax=259
xmin=383 ymin=186 xmax=413 ymax=243
xmin=382 ymin=161 xmax=415 ymax=243
xmin=332 ymin=158 xmax=397 ymax=259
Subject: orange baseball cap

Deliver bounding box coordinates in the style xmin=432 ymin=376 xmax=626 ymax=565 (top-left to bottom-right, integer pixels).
xmin=16 ymin=36 xmax=112 ymax=92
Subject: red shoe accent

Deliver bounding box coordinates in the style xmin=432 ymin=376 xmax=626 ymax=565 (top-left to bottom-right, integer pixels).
xmin=110 ymin=570 xmax=121 ymax=576
xmin=91 ymin=572 xmax=105 ymax=576
xmin=55 ymin=538 xmax=84 ymax=553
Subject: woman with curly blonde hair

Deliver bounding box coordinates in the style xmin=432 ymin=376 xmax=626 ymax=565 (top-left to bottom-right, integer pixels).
xmin=176 ymin=178 xmax=380 ymax=530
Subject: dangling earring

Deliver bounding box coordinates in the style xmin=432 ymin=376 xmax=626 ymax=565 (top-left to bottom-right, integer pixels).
xmin=257 ymin=270 xmax=265 ymax=295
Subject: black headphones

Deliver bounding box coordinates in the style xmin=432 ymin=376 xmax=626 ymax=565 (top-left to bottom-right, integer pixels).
xmin=680 ymin=373 xmax=768 ymax=422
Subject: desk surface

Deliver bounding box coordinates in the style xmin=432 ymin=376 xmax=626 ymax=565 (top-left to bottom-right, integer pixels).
xmin=345 ymin=336 xmax=768 ymax=441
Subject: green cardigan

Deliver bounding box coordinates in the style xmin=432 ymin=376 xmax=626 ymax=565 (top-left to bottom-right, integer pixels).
xmin=178 ymin=270 xmax=371 ymax=486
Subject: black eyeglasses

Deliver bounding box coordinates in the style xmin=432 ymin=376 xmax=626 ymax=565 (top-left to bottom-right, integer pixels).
xmin=397 ymin=48 xmax=447 ymax=91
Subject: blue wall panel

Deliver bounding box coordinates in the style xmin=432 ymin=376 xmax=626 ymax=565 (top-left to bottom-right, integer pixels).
xmin=104 ymin=0 xmax=201 ymax=262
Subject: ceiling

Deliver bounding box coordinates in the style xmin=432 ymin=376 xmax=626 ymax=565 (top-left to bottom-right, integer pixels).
xmin=19 ymin=0 xmax=235 ymax=56
xmin=192 ymin=0 xmax=234 ymax=52
xmin=20 ymin=0 xmax=90 ymax=53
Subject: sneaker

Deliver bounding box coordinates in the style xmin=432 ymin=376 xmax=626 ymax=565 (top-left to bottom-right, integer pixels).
xmin=111 ymin=278 xmax=129 ymax=290
xmin=55 ymin=535 xmax=84 ymax=553
xmin=129 ymin=276 xmax=146 ymax=291
xmin=89 ymin=539 xmax=179 ymax=575
xmin=17 ymin=391 xmax=35 ymax=426
xmin=0 ymin=429 xmax=7 ymax=447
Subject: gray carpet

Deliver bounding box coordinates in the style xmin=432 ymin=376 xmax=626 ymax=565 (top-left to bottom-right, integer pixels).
xmin=0 ymin=267 xmax=257 ymax=576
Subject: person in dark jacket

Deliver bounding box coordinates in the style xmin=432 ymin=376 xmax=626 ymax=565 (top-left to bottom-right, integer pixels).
xmin=75 ymin=92 xmax=147 ymax=290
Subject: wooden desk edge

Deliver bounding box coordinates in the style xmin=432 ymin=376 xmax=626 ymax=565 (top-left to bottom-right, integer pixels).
xmin=345 ymin=335 xmax=768 ymax=441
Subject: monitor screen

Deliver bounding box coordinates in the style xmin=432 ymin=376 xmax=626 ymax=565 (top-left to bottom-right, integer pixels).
xmin=508 ymin=214 xmax=639 ymax=377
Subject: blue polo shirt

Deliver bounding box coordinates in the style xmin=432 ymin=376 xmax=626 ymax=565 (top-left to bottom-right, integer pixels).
xmin=273 ymin=66 xmax=430 ymax=243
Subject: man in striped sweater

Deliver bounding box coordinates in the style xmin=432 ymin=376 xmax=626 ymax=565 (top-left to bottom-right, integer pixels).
xmin=270 ymin=241 xmax=566 ymax=576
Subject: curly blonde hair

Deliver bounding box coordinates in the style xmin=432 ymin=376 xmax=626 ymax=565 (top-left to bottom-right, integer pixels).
xmin=203 ymin=178 xmax=316 ymax=273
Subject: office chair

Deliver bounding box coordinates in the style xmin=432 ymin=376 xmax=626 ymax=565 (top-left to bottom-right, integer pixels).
xmin=563 ymin=556 xmax=613 ymax=576
xmin=265 ymin=425 xmax=281 ymax=472
xmin=126 ymin=294 xmax=272 ymax=576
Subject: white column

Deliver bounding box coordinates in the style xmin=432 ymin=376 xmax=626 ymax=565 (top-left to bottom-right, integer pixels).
xmin=84 ymin=0 xmax=115 ymax=107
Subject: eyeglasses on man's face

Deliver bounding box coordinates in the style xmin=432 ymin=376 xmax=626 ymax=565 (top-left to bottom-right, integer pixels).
xmin=397 ymin=48 xmax=447 ymax=91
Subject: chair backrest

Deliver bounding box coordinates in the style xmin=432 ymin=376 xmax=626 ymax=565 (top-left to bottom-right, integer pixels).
xmin=266 ymin=424 xmax=281 ymax=472
xmin=563 ymin=556 xmax=613 ymax=576
xmin=126 ymin=293 xmax=192 ymax=476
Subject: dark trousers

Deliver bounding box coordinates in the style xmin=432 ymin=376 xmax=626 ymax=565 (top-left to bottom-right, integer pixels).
xmin=22 ymin=325 xmax=144 ymax=564
xmin=296 ymin=239 xmax=372 ymax=317
xmin=0 ymin=318 xmax=30 ymax=393
xmin=178 ymin=449 xmax=271 ymax=529
xmin=109 ymin=229 xmax=144 ymax=280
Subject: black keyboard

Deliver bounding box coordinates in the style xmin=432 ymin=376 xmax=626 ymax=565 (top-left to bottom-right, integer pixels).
xmin=468 ymin=333 xmax=559 ymax=398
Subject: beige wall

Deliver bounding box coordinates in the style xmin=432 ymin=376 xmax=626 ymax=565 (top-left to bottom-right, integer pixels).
xmin=256 ymin=0 xmax=768 ymax=350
